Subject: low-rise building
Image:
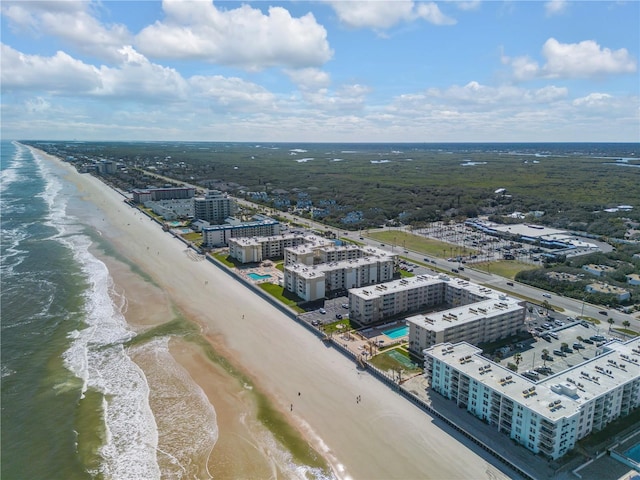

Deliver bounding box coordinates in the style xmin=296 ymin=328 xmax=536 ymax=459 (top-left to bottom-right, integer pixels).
xmin=228 ymin=233 xmax=331 ymax=264
xmin=582 ymin=264 xmax=615 ymax=277
xmin=132 ymin=186 xmax=195 ymax=203
xmin=585 ymin=283 xmax=631 ymax=301
xmin=626 ymin=273 xmax=640 ymax=286
xmin=202 ymin=215 xmax=281 ymax=247
xmin=284 ymin=254 xmax=395 ymax=302
xmin=407 ymin=294 xmax=525 ymax=354
xmin=424 ymin=338 xmax=640 ymax=460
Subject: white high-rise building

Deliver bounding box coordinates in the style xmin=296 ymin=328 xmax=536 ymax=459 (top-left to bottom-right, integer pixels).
xmin=194 ymin=190 xmax=236 ymax=224
xmin=424 ymin=338 xmax=640 ymax=460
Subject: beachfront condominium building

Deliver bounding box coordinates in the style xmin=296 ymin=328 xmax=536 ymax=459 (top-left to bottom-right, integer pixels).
xmin=283 ymin=244 xmax=396 ymax=302
xmin=202 ymin=215 xmax=281 ymax=247
xmin=407 ymin=296 xmax=525 ymax=355
xmin=424 ymin=338 xmax=640 ymax=460
xmin=132 ymin=186 xmax=196 ymax=203
xmin=194 ymin=190 xmax=236 ymax=224
xmin=228 ymin=233 xmax=333 ymax=264
xmin=348 ymin=273 xmax=525 ymax=335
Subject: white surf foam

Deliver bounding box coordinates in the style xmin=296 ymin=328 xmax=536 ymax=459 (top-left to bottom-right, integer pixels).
xmin=29 ymin=147 xmax=161 ymax=479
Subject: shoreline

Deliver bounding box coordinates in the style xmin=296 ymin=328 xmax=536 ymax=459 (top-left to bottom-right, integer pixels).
xmin=35 ymin=145 xmax=515 ymax=480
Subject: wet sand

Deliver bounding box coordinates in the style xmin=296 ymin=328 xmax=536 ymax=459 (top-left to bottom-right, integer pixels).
xmin=41 ymin=147 xmax=515 ymax=480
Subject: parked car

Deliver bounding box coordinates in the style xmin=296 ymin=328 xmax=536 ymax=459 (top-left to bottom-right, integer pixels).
xmin=341 ymin=303 xmax=349 ymax=309
xmin=549 ymin=332 xmax=559 ymax=339
xmin=335 ymin=314 xmax=343 ymax=319
xmin=553 ymin=349 xmax=567 ymax=357
xmin=573 ymin=343 xmax=584 ymax=350
xmin=583 ymin=338 xmax=594 ymax=344
xmin=319 ymin=308 xmax=326 ymax=314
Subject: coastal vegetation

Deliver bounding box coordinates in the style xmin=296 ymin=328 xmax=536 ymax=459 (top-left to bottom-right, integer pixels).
xmin=514 ymin=247 xmax=640 ymax=308
xmin=28 ymin=141 xmax=640 ymax=238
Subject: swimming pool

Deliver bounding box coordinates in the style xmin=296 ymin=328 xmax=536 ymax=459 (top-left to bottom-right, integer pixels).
xmin=383 ymin=325 xmax=409 ymax=339
xmin=625 ymin=443 xmax=640 ymax=462
xmin=248 ymin=272 xmax=272 ymax=281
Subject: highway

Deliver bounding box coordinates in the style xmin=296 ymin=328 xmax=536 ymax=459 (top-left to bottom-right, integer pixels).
xmin=265 ymin=209 xmax=639 ymax=332
xmin=135 ymin=175 xmax=639 ymax=334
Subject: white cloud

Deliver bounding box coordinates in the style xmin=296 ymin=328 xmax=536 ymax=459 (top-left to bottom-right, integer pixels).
xmin=25 ymin=96 xmax=51 ymax=113
xmin=328 ymin=0 xmax=455 ymax=30
xmin=507 ymin=38 xmax=637 ymax=80
xmin=544 ymin=0 xmax=569 ymax=17
xmin=455 ymin=1 xmax=481 ymax=12
xmin=572 ymin=92 xmax=613 ymax=107
xmin=135 ymin=1 xmax=332 ymax=70
xmin=1 ymin=1 xmax=132 ymax=63
xmin=541 ymin=38 xmax=637 ymax=78
xmin=96 ymin=46 xmax=189 ymax=101
xmin=295 ymin=82 xmax=372 ymax=112
xmin=285 ymin=68 xmax=331 ymax=91
xmin=1 ymin=43 xmax=102 ymax=93
xmin=189 ymin=75 xmax=276 ymax=111
xmin=399 ymin=81 xmax=567 ymax=110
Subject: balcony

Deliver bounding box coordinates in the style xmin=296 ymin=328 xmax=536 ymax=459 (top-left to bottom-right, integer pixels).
xmin=538 ymin=440 xmax=555 ymax=455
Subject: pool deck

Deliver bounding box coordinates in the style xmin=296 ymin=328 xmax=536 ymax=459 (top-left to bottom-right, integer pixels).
xmin=237 ymin=261 xmax=283 ymax=285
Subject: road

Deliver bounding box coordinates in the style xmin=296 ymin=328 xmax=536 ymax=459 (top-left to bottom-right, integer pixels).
xmin=133 ymin=170 xmax=639 ymax=333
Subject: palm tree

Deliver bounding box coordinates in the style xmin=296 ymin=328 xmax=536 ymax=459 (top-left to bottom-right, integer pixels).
xmin=542 ymin=349 xmax=549 ymax=366
xmin=541 ymin=300 xmax=551 ymax=314
xmin=608 ymin=318 xmax=615 ymax=331
xmin=514 ymin=353 xmax=522 ymax=370
xmin=623 ymin=320 xmax=631 ymax=330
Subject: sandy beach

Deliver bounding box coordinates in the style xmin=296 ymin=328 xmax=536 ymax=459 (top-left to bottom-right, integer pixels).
xmin=41 ymin=148 xmax=516 ymax=480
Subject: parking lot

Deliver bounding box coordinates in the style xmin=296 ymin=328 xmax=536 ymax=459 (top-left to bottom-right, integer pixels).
xmin=301 ymin=296 xmax=351 ymax=327
xmin=499 ymin=313 xmax=619 ymax=378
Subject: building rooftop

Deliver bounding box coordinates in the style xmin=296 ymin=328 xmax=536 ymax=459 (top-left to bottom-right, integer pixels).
xmin=407 ymin=296 xmax=523 ymax=333
xmin=285 ymin=253 xmax=394 ymax=279
xmin=586 ymin=283 xmax=630 ymax=295
xmin=230 ymin=232 xmax=324 ymax=247
xmin=425 ymin=337 xmax=640 ymax=421
xmin=202 ymin=216 xmax=279 ymax=232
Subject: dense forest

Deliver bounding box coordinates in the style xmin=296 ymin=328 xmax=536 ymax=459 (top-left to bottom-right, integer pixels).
xmin=26 ymin=141 xmax=640 ymax=236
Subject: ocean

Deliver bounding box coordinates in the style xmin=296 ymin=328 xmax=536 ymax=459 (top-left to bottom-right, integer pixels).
xmin=1 ymin=141 xmax=331 ymax=480
xmin=1 ymin=141 xmax=167 ymax=479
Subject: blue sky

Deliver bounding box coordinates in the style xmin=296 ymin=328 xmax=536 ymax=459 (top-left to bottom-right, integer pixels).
xmin=1 ymin=1 xmax=638 ymax=142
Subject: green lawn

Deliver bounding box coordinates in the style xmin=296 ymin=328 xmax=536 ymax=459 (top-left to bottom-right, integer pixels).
xmin=369 ymin=347 xmax=422 ymax=374
xmin=474 ymin=260 xmax=537 ymax=279
xmin=211 ymin=252 xmax=237 ymax=268
xmin=367 ymin=230 xmax=476 ymax=258
xmin=258 ymin=283 xmax=304 ymax=313
xmin=181 ymin=232 xmax=202 ymax=242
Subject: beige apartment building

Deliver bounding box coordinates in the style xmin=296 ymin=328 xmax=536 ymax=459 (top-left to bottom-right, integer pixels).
xmin=228 ymin=233 xmax=332 ymax=264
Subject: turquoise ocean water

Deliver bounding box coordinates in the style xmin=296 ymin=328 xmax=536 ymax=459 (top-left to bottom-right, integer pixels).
xmin=1 ymin=141 xmax=159 ymax=479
